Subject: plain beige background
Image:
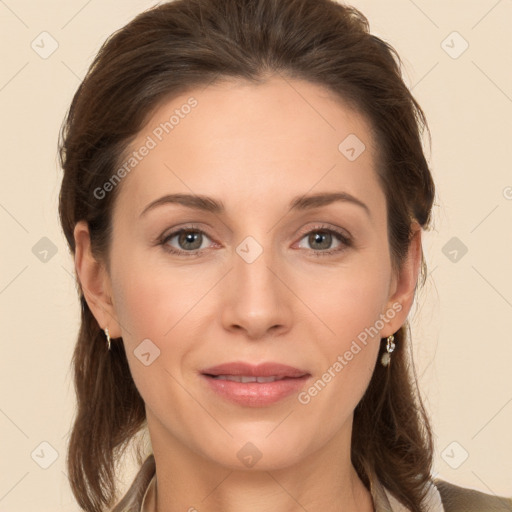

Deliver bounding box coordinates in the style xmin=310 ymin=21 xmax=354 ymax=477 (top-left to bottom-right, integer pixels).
xmin=1 ymin=0 xmax=511 ymax=510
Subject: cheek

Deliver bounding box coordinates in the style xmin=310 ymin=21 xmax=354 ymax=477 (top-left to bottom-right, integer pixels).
xmin=297 ymin=263 xmax=389 ymax=390
xmin=111 ymin=247 xmax=209 ymax=342
xmin=109 ymin=254 xmax=214 ymax=387
xmin=283 ymin=261 xmax=389 ymax=394
xmin=296 ymin=283 xmax=383 ymax=426
xmin=297 ymin=260 xmax=391 ymax=344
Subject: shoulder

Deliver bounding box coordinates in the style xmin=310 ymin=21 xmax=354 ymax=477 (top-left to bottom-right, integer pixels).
xmin=434 ymin=478 xmax=512 ymax=512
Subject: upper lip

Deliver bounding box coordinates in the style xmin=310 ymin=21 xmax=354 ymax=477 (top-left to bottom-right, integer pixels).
xmin=201 ymin=362 xmax=309 ymax=378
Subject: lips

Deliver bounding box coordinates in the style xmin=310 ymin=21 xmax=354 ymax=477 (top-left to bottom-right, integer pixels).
xmin=209 ymin=375 xmax=284 ymax=383
xmin=200 ymin=362 xmax=311 ymax=407
xmin=200 ymin=362 xmax=311 ymax=406
xmin=201 ymin=361 xmax=309 ymax=379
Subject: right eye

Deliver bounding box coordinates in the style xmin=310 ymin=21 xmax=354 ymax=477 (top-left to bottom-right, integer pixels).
xmin=160 ymin=228 xmax=216 ymax=256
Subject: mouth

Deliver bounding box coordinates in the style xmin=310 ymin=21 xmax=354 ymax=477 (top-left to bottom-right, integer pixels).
xmin=199 ymin=362 xmax=311 ymax=407
xmin=200 ymin=361 xmax=309 ymax=379
xmin=204 ymin=375 xmax=298 ymax=383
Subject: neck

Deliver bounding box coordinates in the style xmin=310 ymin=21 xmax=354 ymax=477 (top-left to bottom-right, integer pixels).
xmin=146 ymin=414 xmax=375 ymax=512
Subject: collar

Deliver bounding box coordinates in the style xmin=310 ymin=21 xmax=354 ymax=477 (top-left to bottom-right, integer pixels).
xmin=370 ymin=474 xmax=445 ymax=512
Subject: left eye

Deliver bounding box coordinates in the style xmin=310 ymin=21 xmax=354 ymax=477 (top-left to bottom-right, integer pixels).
xmin=297 ymin=229 xmax=347 ymax=252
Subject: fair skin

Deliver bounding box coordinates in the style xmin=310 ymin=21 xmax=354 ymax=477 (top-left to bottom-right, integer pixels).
xmin=74 ymin=76 xmax=422 ymax=512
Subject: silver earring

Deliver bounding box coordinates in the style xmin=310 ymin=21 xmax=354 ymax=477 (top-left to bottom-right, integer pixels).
xmin=380 ymin=334 xmax=395 ymax=367
xmin=104 ymin=328 xmax=111 ymax=351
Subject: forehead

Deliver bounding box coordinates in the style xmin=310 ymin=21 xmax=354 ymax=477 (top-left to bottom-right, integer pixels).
xmin=112 ymin=76 xmax=381 ymax=216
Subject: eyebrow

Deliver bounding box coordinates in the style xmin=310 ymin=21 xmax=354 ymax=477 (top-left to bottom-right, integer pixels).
xmin=139 ymin=192 xmax=371 ymax=218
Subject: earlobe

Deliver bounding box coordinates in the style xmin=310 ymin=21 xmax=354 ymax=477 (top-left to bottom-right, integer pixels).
xmin=73 ymin=220 xmax=121 ymax=338
xmin=381 ymin=222 xmax=423 ymax=337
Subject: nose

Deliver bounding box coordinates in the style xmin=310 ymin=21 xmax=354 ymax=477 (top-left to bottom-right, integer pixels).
xmin=220 ymin=242 xmax=293 ymax=340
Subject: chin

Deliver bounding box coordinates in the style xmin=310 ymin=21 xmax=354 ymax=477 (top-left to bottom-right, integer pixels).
xmin=199 ymin=428 xmax=313 ymax=471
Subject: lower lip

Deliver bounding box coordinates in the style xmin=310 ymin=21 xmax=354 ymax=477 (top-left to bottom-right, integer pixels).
xmin=201 ymin=374 xmax=310 ymax=407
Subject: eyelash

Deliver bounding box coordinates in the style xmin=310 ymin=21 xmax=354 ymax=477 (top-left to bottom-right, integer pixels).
xmin=158 ymin=224 xmax=353 ymax=258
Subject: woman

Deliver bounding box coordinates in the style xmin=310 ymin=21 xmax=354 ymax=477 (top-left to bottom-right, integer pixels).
xmin=58 ymin=0 xmax=512 ymax=511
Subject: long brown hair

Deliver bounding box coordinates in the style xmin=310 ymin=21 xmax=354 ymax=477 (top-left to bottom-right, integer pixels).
xmin=58 ymin=0 xmax=436 ymax=510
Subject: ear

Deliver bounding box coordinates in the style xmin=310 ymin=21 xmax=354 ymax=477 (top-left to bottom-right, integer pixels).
xmin=380 ymin=221 xmax=422 ymax=338
xmin=73 ymin=220 xmax=122 ymax=338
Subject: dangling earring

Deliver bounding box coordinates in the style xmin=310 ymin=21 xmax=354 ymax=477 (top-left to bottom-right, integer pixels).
xmin=381 ymin=334 xmax=395 ymax=367
xmin=104 ymin=328 xmax=111 ymax=351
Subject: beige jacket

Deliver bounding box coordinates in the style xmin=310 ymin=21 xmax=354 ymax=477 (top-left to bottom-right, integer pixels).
xmin=112 ymin=454 xmax=512 ymax=512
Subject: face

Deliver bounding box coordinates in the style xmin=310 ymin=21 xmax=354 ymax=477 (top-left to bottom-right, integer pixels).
xmin=76 ymin=76 xmax=419 ymax=471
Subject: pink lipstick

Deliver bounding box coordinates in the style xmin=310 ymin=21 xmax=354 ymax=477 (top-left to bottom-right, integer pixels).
xmin=200 ymin=362 xmax=311 ymax=407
